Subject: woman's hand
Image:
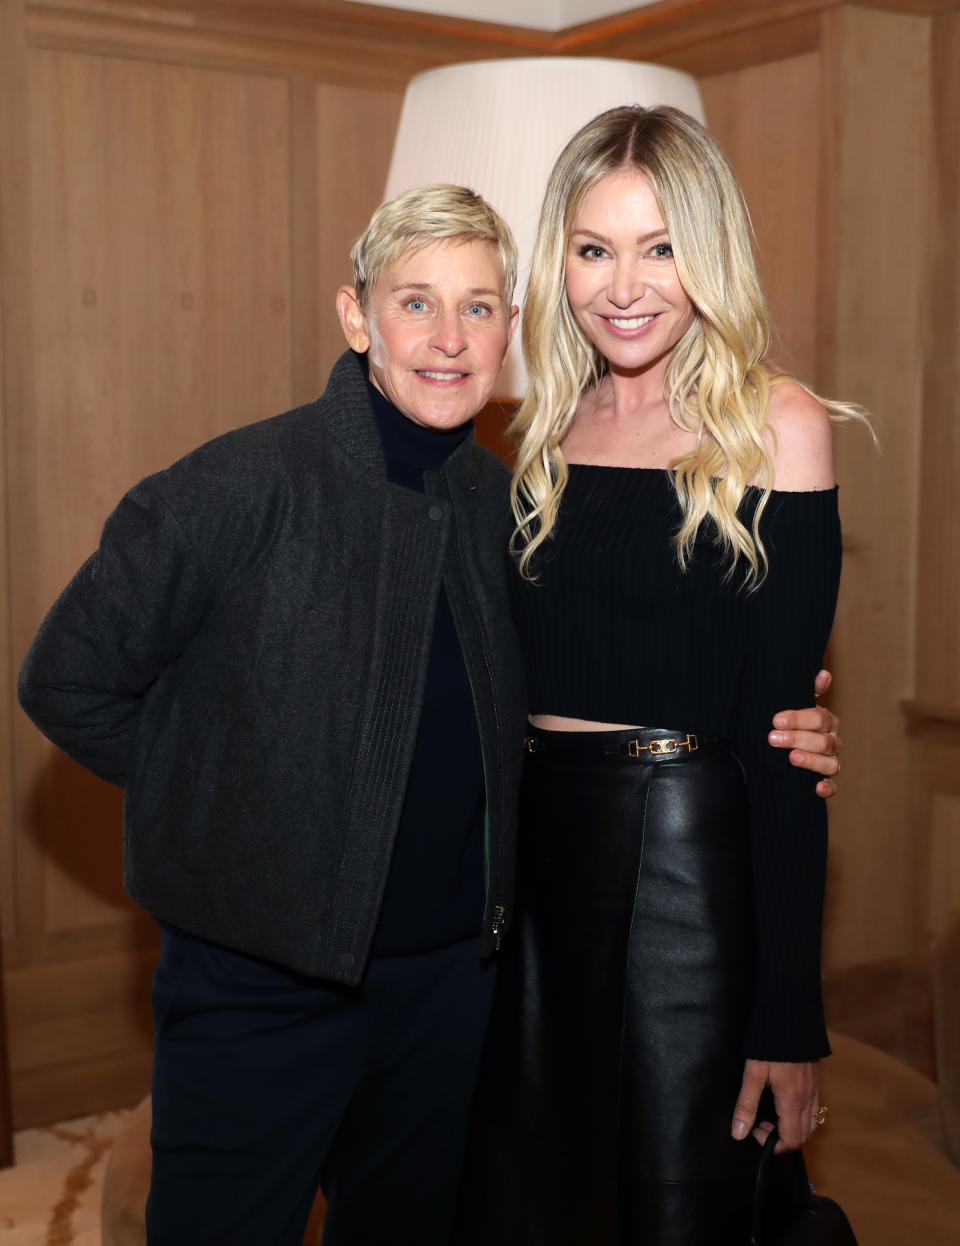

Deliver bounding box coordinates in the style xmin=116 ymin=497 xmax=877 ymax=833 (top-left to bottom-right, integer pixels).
xmin=731 ymin=1058 xmax=820 ymax=1153
xmin=769 ymin=668 xmax=842 ymax=798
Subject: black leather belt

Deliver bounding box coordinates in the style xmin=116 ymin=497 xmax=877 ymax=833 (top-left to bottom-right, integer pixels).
xmin=524 ymin=727 xmax=716 ymax=760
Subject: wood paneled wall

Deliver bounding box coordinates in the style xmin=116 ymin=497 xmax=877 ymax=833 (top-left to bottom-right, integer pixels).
xmin=2 ymin=0 xmax=958 ymax=1129
xmin=820 ymin=5 xmax=932 ymax=965
xmin=699 ymin=53 xmax=821 ymax=382
xmin=0 ymin=2 xmax=406 ymax=1129
xmin=905 ymin=4 xmax=960 ymax=957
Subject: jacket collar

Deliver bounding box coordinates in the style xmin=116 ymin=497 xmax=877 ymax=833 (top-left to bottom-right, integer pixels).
xmin=317 ymin=350 xmax=477 ymax=481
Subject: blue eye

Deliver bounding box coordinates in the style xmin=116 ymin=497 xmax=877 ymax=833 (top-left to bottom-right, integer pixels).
xmin=406 ymin=298 xmax=427 ymax=312
xmin=652 ymin=242 xmax=674 ymax=259
xmin=467 ymin=304 xmax=489 ymax=317
xmin=578 ymin=244 xmax=607 ymax=260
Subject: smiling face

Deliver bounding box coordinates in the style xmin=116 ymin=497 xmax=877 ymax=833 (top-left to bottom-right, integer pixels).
xmin=564 ymin=169 xmax=696 ymax=378
xmin=337 ymin=238 xmax=518 ymax=431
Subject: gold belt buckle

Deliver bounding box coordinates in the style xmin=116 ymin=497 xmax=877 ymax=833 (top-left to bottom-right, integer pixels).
xmin=628 ymin=734 xmax=698 ymax=757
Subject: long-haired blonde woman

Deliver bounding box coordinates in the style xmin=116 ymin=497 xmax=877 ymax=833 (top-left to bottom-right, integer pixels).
xmin=458 ymin=105 xmax=863 ymax=1244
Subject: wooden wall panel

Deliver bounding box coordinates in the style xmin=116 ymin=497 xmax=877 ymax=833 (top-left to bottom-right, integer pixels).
xmin=2 ymin=41 xmax=304 ymax=1124
xmin=929 ymin=793 xmax=960 ymax=934
xmin=0 ymin=20 xmax=409 ymax=1125
xmin=904 ymin=9 xmax=960 ymax=960
xmin=1 ymin=5 xmax=32 ymax=950
xmin=10 ymin=50 xmax=292 ymax=945
xmin=915 ymin=10 xmax=960 ymax=705
xmin=700 ymin=52 xmax=821 ymax=381
xmin=819 ymin=6 xmax=931 ymax=968
xmin=0 ymin=0 xmax=26 ymax=1168
xmin=5 ymin=948 xmax=159 ymax=1127
xmin=314 ymin=82 xmax=403 ymax=382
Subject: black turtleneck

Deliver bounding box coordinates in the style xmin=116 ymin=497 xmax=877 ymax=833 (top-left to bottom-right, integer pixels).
xmin=366 ymin=378 xmax=486 ymax=957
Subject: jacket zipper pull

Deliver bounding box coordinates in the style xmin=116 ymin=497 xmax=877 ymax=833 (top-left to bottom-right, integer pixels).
xmin=492 ymin=905 xmax=505 ymax=951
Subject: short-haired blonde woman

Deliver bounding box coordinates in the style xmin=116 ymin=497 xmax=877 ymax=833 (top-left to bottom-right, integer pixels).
xmin=458 ymin=106 xmax=860 ymax=1244
xmin=20 ymin=183 xmax=527 ymax=1246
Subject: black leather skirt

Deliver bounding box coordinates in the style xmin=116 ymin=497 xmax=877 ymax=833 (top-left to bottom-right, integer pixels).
xmin=457 ymin=727 xmax=762 ymax=1246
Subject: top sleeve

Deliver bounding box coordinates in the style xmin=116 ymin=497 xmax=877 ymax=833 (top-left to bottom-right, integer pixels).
xmin=17 ymin=475 xmax=218 ymax=786
xmin=733 ymin=487 xmax=842 ymax=1062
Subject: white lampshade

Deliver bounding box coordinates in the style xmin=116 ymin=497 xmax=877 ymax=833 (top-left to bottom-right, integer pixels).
xmin=384 ymin=57 xmax=705 ymax=399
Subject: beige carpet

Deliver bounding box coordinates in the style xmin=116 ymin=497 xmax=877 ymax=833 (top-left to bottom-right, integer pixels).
xmin=0 ymin=1110 xmax=130 ymax=1246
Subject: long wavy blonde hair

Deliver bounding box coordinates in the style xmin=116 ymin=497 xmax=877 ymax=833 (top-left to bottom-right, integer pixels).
xmin=512 ymin=105 xmax=863 ymax=584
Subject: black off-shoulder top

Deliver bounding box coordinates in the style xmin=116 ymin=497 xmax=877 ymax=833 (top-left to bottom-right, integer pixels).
xmin=511 ymin=464 xmax=842 ymax=1061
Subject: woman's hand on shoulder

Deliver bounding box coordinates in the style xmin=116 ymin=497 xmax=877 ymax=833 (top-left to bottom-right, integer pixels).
xmin=765 ymin=381 xmax=835 ymax=492
xmin=731 ymin=1057 xmax=820 ymax=1153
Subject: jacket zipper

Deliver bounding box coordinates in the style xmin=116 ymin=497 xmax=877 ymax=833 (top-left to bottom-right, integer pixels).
xmin=491 ymin=904 xmax=505 ymax=951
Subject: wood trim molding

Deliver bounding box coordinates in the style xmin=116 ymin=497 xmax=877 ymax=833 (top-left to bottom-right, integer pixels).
xmin=903 ymin=699 xmax=960 ymax=729
xmin=556 ymin=0 xmax=838 ymax=49
xmin=24 ymin=1 xmax=547 ymax=89
xmin=851 ymin=0 xmax=960 ymax=13
xmin=556 ymin=9 xmax=822 ymax=75
xmin=902 ymin=701 xmax=960 ymax=755
xmin=24 ymin=0 xmax=960 ymax=89
xmin=289 ymin=77 xmax=323 ymax=404
xmin=5 ymin=947 xmax=156 ymax=1126
xmin=822 ymin=954 xmax=935 ymax=1080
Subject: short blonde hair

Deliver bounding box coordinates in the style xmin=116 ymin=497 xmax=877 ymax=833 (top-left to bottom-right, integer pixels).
xmin=351 ymin=184 xmax=518 ymax=306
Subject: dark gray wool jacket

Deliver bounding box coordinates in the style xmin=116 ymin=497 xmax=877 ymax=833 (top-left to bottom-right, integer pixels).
xmin=18 ymin=349 xmax=528 ymax=983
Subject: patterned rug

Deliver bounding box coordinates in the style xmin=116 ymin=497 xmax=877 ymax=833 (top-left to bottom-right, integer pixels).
xmin=0 ymin=1111 xmax=130 ymax=1246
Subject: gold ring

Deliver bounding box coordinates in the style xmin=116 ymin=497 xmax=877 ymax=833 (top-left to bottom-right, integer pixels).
xmin=812 ymin=1106 xmax=828 ymax=1125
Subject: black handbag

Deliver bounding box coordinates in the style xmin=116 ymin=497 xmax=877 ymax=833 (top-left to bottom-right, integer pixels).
xmin=750 ymin=1126 xmax=858 ymax=1245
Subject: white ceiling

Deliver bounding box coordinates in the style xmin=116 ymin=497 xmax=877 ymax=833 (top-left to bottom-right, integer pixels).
xmin=349 ymin=0 xmax=660 ymax=33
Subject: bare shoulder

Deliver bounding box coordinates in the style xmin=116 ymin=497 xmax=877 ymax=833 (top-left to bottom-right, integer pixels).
xmin=764 ymin=380 xmax=835 ymax=491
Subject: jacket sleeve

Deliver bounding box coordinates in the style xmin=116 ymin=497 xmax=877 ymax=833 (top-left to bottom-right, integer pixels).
xmin=733 ymin=487 xmax=842 ymax=1062
xmin=18 ymin=476 xmax=217 ymax=786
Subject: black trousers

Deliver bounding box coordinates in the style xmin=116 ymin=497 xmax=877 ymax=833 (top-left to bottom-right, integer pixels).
xmin=457 ymin=728 xmax=761 ymax=1246
xmin=147 ymin=926 xmax=495 ymax=1246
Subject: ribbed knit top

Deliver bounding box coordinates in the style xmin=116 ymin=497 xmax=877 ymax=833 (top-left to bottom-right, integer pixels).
xmin=511 ymin=464 xmax=842 ymax=1060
